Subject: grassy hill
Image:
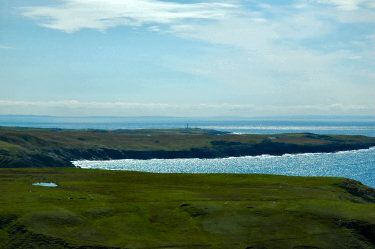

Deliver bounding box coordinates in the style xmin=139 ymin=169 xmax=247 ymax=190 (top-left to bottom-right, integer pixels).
xmin=1 ymin=126 xmax=375 ymax=168
xmin=0 ymin=168 xmax=375 ymax=248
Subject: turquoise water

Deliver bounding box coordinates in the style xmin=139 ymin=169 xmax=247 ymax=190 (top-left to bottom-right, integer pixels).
xmin=73 ymin=147 xmax=375 ymax=188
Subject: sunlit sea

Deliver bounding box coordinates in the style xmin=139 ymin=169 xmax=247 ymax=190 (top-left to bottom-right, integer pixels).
xmin=2 ymin=115 xmax=375 ymax=187
xmin=73 ymin=147 xmax=375 ymax=187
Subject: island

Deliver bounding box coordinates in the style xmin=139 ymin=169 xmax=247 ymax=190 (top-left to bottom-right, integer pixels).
xmin=1 ymin=126 xmax=375 ymax=168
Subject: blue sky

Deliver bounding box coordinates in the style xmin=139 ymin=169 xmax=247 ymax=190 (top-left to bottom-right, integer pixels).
xmin=0 ymin=0 xmax=374 ymax=116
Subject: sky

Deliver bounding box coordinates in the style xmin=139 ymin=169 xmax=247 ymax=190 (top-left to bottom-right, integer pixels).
xmin=0 ymin=0 xmax=374 ymax=117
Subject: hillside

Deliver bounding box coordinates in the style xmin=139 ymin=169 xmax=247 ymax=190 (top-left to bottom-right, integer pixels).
xmin=1 ymin=168 xmax=375 ymax=248
xmin=1 ymin=126 xmax=375 ymax=167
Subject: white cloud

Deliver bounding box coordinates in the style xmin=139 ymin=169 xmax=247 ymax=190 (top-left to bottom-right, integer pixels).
xmin=312 ymin=0 xmax=375 ymax=11
xmin=0 ymin=100 xmax=374 ymax=116
xmin=148 ymin=25 xmax=160 ymax=32
xmin=0 ymin=45 xmax=11 ymax=49
xmin=17 ymin=0 xmax=375 ymax=115
xmin=21 ymin=0 xmax=236 ymax=33
xmin=164 ymin=2 xmax=375 ymax=107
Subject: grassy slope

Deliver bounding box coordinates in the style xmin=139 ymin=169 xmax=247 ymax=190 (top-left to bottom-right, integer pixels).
xmin=0 ymin=127 xmax=229 ymax=151
xmin=1 ymin=126 xmax=375 ymax=168
xmin=0 ymin=168 xmax=375 ymax=248
xmin=1 ymin=126 xmax=374 ymax=150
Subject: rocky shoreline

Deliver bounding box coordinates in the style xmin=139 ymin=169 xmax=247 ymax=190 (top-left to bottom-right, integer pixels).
xmin=3 ymin=140 xmax=375 ymax=168
xmin=1 ymin=127 xmax=375 ymax=168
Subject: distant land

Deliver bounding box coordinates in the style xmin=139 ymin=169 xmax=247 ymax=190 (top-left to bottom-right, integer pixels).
xmin=1 ymin=114 xmax=375 ymax=137
xmin=1 ymin=126 xmax=375 ymax=168
xmin=1 ymin=114 xmax=375 ymax=122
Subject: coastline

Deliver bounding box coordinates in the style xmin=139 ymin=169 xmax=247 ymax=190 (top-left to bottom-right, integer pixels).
xmin=72 ymin=146 xmax=375 ymax=164
xmin=1 ymin=126 xmax=375 ymax=168
xmin=72 ymin=146 xmax=375 ymax=188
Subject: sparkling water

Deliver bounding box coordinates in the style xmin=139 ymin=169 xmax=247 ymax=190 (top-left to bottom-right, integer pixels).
xmin=73 ymin=147 xmax=375 ymax=188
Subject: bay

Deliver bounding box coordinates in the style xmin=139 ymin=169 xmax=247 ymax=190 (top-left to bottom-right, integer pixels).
xmin=3 ymin=115 xmax=375 ymax=187
xmin=73 ymin=147 xmax=375 ymax=188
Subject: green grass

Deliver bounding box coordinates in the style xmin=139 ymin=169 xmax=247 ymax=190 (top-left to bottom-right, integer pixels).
xmin=0 ymin=168 xmax=375 ymax=248
xmin=1 ymin=126 xmax=374 ymax=151
xmin=0 ymin=140 xmax=28 ymax=152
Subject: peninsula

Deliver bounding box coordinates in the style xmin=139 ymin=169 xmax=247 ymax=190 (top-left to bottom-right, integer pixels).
xmin=1 ymin=126 xmax=375 ymax=168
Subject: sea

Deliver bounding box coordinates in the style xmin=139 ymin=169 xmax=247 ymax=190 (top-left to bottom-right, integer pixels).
xmin=2 ymin=115 xmax=375 ymax=187
xmin=1 ymin=115 xmax=375 ymax=136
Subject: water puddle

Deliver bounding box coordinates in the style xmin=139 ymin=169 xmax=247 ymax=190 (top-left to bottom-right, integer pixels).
xmin=32 ymin=182 xmax=58 ymax=187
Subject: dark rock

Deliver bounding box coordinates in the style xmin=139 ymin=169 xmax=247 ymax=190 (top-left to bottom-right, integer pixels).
xmin=335 ymin=219 xmax=375 ymax=246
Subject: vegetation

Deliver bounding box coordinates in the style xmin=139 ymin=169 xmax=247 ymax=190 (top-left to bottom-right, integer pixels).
xmin=0 ymin=168 xmax=375 ymax=248
xmin=1 ymin=127 xmax=375 ymax=248
xmin=1 ymin=126 xmax=375 ymax=167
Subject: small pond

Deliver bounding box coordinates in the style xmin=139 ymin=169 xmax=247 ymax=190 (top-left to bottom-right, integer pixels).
xmin=32 ymin=182 xmax=58 ymax=187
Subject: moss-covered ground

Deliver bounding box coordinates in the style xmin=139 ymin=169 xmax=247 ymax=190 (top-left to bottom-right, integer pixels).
xmin=1 ymin=168 xmax=375 ymax=248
